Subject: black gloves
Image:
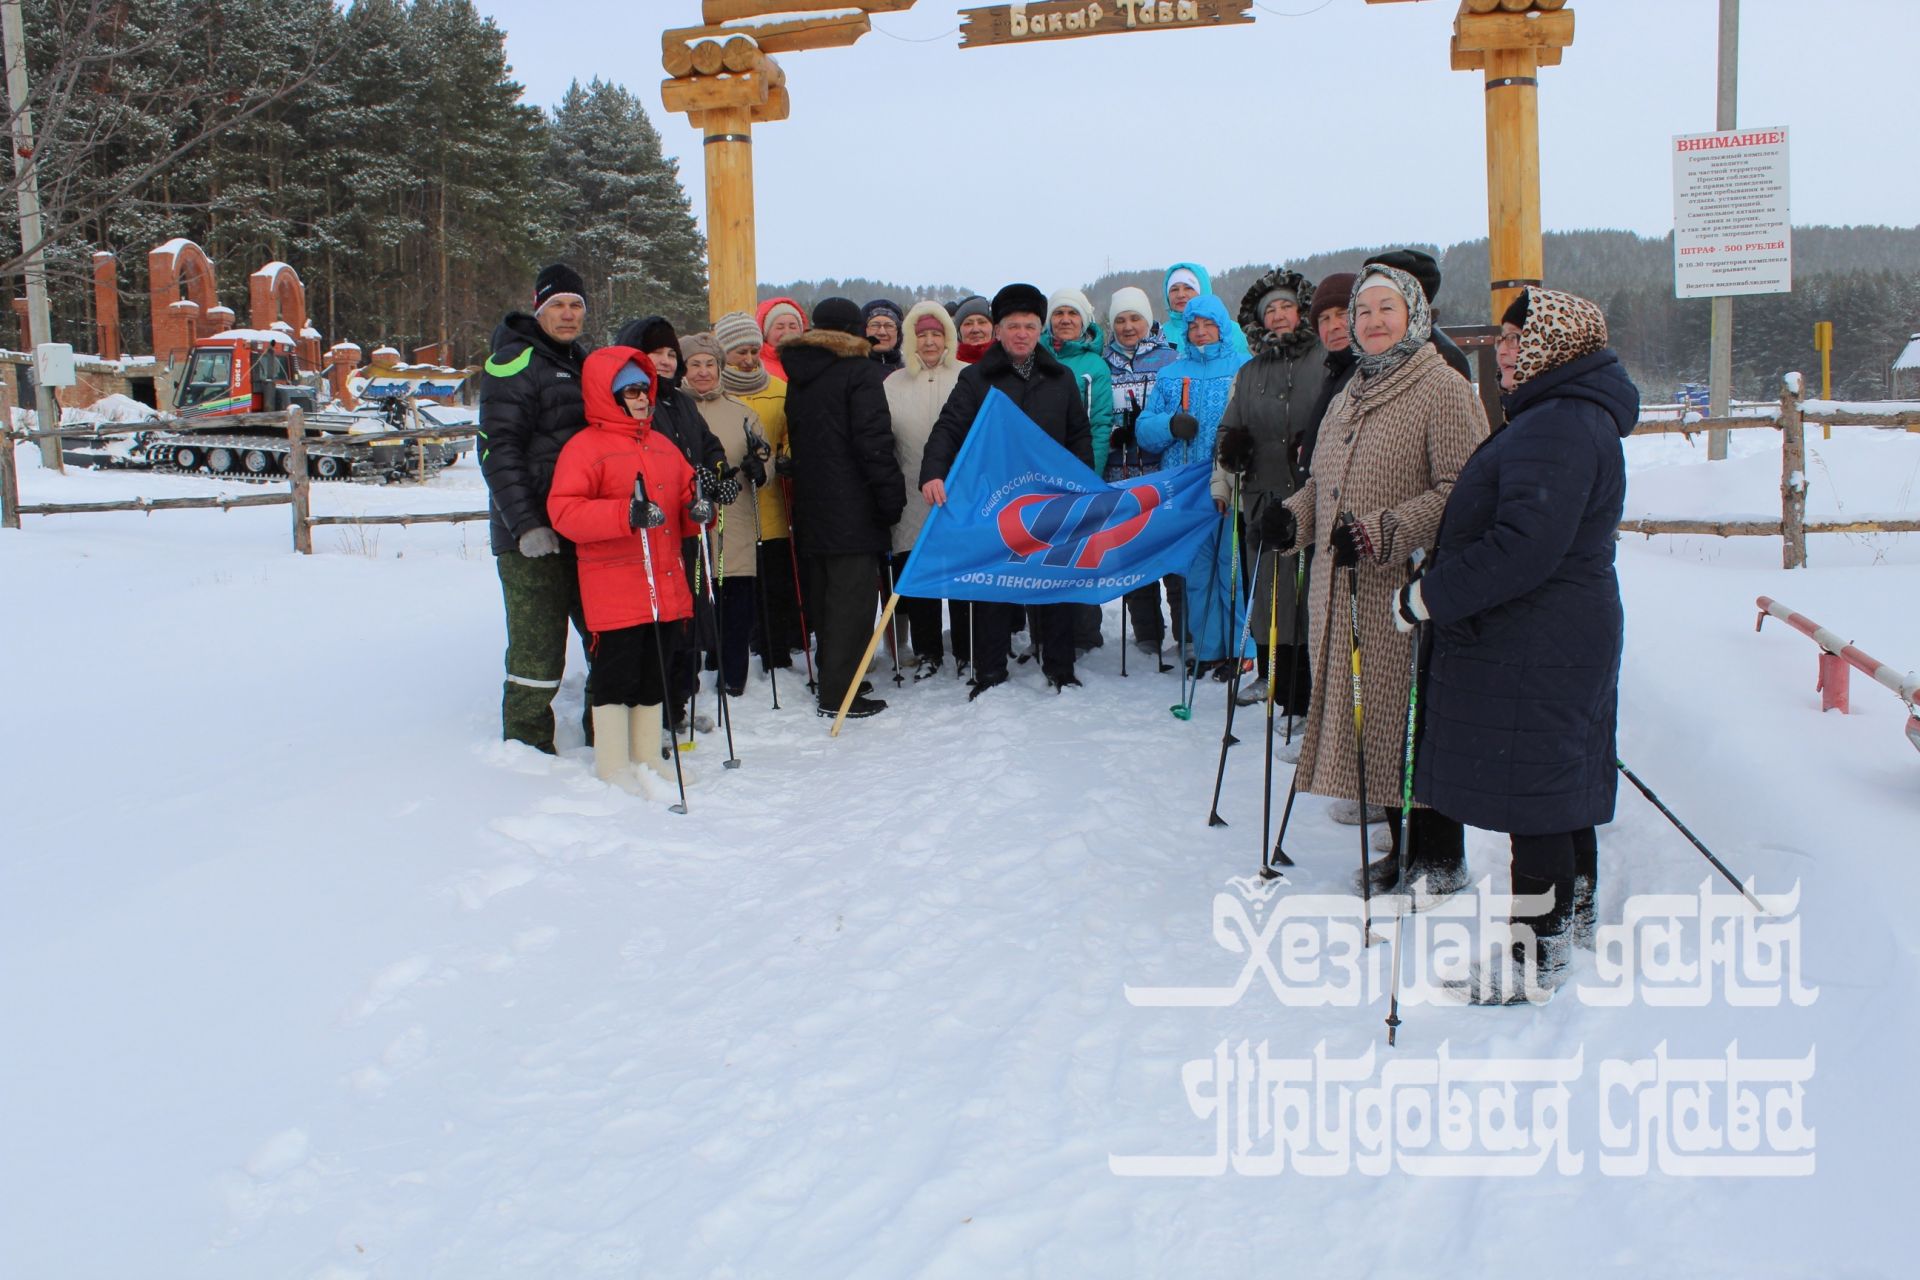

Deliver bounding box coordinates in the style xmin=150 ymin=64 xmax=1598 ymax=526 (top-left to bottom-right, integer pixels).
xmin=1169 ymin=412 xmax=1199 ymax=442
xmin=1216 ymin=423 xmax=1254 ymax=474
xmin=741 ymin=449 xmax=768 ymax=488
xmin=629 ymin=478 xmax=664 ymax=531
xmin=1329 ymin=514 xmax=1373 ymax=568
xmin=1108 ymin=419 xmax=1136 ymax=451
xmin=702 ymin=467 xmax=742 ymax=507
xmin=774 ymin=451 xmax=796 ymax=478
xmin=1259 ymin=503 xmax=1297 ymax=554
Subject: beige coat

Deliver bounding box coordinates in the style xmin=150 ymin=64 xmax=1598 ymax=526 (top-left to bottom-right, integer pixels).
xmin=1283 ymin=344 xmax=1487 ymax=805
xmin=691 ymin=391 xmax=761 ymax=579
xmin=883 ymin=300 xmax=964 ymax=555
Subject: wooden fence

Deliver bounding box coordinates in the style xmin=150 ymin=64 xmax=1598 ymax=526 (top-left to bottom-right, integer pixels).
xmin=0 ymin=406 xmax=489 ymax=549
xmin=1618 ymin=376 xmax=1920 ymax=568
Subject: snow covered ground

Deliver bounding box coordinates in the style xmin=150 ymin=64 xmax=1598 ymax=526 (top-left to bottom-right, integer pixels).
xmin=3 ymin=429 xmax=1917 ymax=1278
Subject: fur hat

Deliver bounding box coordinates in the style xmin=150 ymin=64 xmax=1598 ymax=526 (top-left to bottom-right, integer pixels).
xmin=1108 ymin=285 xmax=1155 ymax=326
xmin=812 ymin=296 xmax=865 ymax=336
xmin=1310 ymin=273 xmax=1356 ymax=327
xmin=714 ymin=310 xmax=762 ymax=353
xmin=991 ymin=282 xmax=1048 ymax=324
xmin=533 ymin=263 xmax=585 ymax=314
xmin=1364 ymin=249 xmax=1442 ymax=303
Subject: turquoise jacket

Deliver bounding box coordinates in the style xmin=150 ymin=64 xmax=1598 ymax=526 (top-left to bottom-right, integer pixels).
xmin=1043 ymin=320 xmax=1116 ymax=475
xmin=1136 ymin=295 xmax=1251 ymax=469
xmin=1162 ymin=261 xmax=1251 ymax=356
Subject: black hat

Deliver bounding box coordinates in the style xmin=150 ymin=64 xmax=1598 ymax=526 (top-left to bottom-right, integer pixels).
xmin=1364 ymin=249 xmax=1441 ymax=304
xmin=991 ymin=283 xmax=1048 ymax=324
xmin=862 ymin=298 xmax=904 ymax=327
xmin=616 ymin=315 xmax=680 ymax=355
xmin=1501 ymin=289 xmax=1532 ymax=330
xmin=812 ymin=296 xmax=864 ymax=337
xmin=534 ymin=263 xmax=586 ymax=313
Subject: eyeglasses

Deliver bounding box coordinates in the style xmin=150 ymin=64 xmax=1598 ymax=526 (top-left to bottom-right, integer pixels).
xmin=1495 ymin=332 xmax=1522 ymax=351
xmin=619 ymin=385 xmax=649 ymax=398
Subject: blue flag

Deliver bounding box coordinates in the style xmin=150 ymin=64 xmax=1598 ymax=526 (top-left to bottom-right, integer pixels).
xmin=897 ymin=388 xmax=1225 ymax=605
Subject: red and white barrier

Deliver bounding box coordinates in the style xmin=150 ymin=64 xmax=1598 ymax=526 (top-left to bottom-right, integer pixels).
xmin=1755 ymin=596 xmax=1920 ymax=755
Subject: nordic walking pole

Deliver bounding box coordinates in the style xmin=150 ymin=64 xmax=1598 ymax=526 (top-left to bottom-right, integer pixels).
xmin=781 ymin=470 xmax=817 ymax=695
xmin=1207 ymin=478 xmax=1253 ymax=826
xmin=885 ymin=557 xmax=905 ymax=687
xmin=1617 ymin=759 xmax=1765 ymax=910
xmin=829 ymin=594 xmax=902 ymax=737
xmin=744 ymin=445 xmax=779 ymax=710
xmin=1341 ymin=516 xmax=1377 ymax=945
xmin=1260 ymin=537 xmax=1282 ymax=868
xmin=1262 ymin=776 xmax=1299 ymax=877
xmin=697 ymin=469 xmax=740 ymax=770
xmin=1386 ymin=548 xmax=1427 ymax=1046
xmin=633 ymin=470 xmax=688 ymax=814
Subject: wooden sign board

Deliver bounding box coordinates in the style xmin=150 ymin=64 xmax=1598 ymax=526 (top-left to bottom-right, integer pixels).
xmin=959 ymin=0 xmax=1253 ymax=49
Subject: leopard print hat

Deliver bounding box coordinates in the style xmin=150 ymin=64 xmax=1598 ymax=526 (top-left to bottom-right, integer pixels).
xmin=1512 ymin=286 xmax=1608 ymax=386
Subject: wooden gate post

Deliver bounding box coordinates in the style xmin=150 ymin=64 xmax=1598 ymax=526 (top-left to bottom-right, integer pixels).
xmin=1779 ymin=374 xmax=1806 ymax=569
xmin=287 ymin=405 xmax=312 ymax=554
xmin=697 ymin=105 xmax=757 ymax=320
xmin=1 ymin=421 xmax=19 ymax=529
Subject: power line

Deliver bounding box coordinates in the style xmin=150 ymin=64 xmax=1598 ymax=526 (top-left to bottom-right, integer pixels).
xmin=1252 ymin=0 xmax=1337 ymax=16
xmin=870 ymin=21 xmax=960 ymax=43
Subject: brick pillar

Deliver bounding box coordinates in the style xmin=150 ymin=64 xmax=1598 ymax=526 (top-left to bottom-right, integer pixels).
xmin=12 ymin=297 xmax=32 ymax=350
xmin=200 ymin=305 xmax=235 ymax=340
xmin=326 ymin=341 xmax=361 ymax=408
xmin=92 ymin=252 xmax=121 ymax=359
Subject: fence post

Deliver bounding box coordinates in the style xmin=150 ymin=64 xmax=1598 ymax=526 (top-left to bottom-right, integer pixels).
xmin=1 ymin=425 xmax=19 ymax=529
xmin=1780 ymin=374 xmax=1807 ymax=569
xmin=287 ymin=405 xmax=312 ymax=554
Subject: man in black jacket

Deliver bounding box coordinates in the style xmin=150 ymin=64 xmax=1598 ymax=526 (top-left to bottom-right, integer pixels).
xmin=780 ymin=297 xmax=906 ymax=719
xmin=920 ymin=282 xmax=1095 ymax=697
xmin=479 ymin=262 xmax=593 ymax=752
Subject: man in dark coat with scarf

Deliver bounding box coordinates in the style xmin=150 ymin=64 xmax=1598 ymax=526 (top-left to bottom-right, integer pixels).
xmin=1399 ymin=286 xmax=1639 ymax=1002
xmin=920 ymin=282 xmax=1095 ymax=697
xmin=780 ymin=297 xmax=907 ymax=719
xmin=479 ymin=262 xmax=594 ymax=752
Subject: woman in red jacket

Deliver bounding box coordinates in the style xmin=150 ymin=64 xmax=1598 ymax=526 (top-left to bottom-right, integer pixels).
xmin=548 ymin=347 xmax=707 ymax=795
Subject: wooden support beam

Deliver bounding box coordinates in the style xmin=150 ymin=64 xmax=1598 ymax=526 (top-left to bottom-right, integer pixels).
xmin=1497 ymin=0 xmax=1533 ymax=12
xmin=750 ymin=83 xmax=791 ymax=124
xmin=721 ymin=34 xmax=761 ymax=72
xmin=691 ymin=39 xmax=726 ymax=74
xmin=661 ymin=73 xmax=768 ymax=115
xmin=1463 ymin=0 xmax=1501 ymax=12
xmin=700 ymin=0 xmax=914 ymax=22
xmin=696 ymin=105 xmax=758 ymax=322
xmin=664 ymin=13 xmax=871 ymax=60
xmin=1454 ymin=8 xmax=1575 ymax=53
xmin=1482 ymin=46 xmax=1543 ymax=323
xmin=664 ymin=41 xmax=695 ymax=77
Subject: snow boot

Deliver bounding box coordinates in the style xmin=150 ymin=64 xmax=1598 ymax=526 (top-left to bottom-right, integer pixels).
xmin=820 ymin=695 xmax=887 ymax=719
xmin=1445 ymin=874 xmax=1572 ymax=1005
xmin=591 ymin=705 xmax=652 ymax=797
xmin=1330 ymin=798 xmax=1387 ymax=826
xmin=632 ymin=704 xmax=687 ymax=787
xmin=1236 ymin=677 xmax=1269 ymax=707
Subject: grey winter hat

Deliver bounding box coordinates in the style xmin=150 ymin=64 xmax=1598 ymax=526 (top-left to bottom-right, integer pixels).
xmin=953 ymin=295 xmax=993 ymax=326
xmin=714 ymin=309 xmax=762 ymax=353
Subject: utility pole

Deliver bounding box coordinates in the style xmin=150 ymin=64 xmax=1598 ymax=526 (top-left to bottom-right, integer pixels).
xmin=1 ymin=0 xmax=60 ymax=472
xmin=1707 ymin=0 xmax=1738 ymax=461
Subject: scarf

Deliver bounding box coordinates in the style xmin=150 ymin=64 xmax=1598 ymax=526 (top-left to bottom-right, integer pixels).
xmin=722 ymin=363 xmax=768 ymax=396
xmin=1349 ymin=265 xmax=1433 ymax=381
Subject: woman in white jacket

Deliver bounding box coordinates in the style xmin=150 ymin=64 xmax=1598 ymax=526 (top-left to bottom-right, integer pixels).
xmin=885 ymin=300 xmax=965 ymax=679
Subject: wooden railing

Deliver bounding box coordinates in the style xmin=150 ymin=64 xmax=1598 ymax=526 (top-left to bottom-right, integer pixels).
xmin=1619 ymin=376 xmax=1920 ymax=568
xmin=1 ymin=406 xmax=489 ymax=550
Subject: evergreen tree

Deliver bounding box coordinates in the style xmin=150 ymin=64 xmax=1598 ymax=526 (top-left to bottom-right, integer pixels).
xmin=543 ymin=78 xmax=706 ymax=339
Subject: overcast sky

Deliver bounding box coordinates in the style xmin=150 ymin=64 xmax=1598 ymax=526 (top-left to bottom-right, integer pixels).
xmin=476 ymin=0 xmax=1917 ymax=295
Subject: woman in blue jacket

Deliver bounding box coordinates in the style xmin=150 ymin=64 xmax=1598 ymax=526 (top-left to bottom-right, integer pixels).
xmin=1162 ymin=261 xmax=1250 ymax=356
xmin=1137 ymin=293 xmax=1251 ymax=670
xmin=1397 ymin=287 xmax=1639 ymax=1002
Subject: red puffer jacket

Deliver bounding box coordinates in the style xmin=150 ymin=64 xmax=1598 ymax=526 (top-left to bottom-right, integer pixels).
xmin=547 ymin=347 xmax=699 ymax=632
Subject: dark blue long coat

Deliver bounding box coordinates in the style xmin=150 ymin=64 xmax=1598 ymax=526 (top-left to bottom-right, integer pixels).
xmin=1412 ymin=349 xmax=1639 ymax=835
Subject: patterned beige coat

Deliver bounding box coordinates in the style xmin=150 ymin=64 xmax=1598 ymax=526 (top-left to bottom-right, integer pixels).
xmin=1283 ymin=344 xmax=1487 ymax=805
xmin=691 ymin=392 xmax=762 ymax=579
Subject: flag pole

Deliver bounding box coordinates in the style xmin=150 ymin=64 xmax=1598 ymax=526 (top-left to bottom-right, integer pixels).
xmin=829 ymin=593 xmax=903 ymax=738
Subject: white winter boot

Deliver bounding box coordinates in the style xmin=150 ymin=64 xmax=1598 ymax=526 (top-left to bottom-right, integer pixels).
xmin=591 ymin=704 xmax=652 ymax=796
xmin=631 ymin=704 xmax=689 ymax=787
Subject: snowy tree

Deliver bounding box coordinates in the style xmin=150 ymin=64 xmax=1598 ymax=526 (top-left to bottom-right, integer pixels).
xmin=543 ymin=79 xmax=707 ymax=339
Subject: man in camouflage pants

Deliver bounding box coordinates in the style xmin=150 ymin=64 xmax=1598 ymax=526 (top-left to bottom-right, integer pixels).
xmin=480 ymin=263 xmax=595 ymax=752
